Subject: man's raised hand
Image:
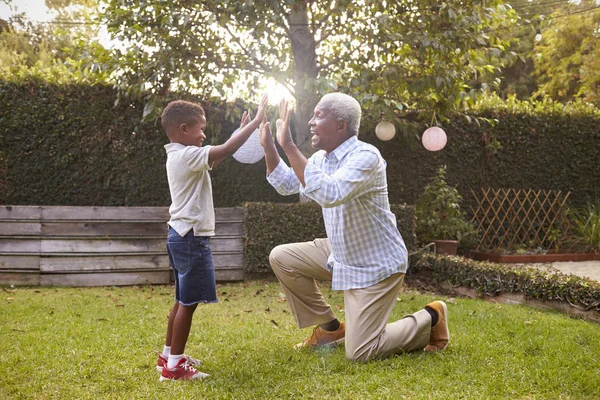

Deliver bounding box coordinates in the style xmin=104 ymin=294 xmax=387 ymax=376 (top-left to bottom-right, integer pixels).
xmin=276 ymin=99 xmax=294 ymax=150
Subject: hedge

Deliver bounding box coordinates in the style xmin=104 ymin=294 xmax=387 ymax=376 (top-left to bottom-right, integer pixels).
xmin=411 ymin=254 xmax=600 ymax=312
xmin=243 ymin=202 xmax=416 ymax=274
xmin=1 ymin=80 xmax=598 ymax=209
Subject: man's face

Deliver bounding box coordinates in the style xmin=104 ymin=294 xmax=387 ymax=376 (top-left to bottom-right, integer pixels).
xmin=308 ymin=102 xmax=347 ymax=153
xmin=180 ymin=115 xmax=207 ymax=146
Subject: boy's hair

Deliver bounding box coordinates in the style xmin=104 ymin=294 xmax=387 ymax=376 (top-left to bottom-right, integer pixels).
xmin=161 ymin=100 xmax=206 ymax=132
xmin=318 ymin=93 xmax=362 ymax=136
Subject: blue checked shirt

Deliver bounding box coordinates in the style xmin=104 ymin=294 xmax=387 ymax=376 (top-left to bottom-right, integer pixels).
xmin=267 ymin=136 xmax=408 ymax=290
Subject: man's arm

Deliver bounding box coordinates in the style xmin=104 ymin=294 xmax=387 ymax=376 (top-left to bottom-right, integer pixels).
xmin=275 ymin=100 xmax=308 ymax=187
xmin=259 ymin=118 xmax=280 ymax=174
xmin=258 ymin=116 xmax=301 ymax=196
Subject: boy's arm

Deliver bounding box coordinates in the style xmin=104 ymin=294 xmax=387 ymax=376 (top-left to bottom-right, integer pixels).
xmin=208 ymin=93 xmax=268 ymax=167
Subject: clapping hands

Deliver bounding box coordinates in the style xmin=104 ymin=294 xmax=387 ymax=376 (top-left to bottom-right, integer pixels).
xmin=259 ymin=99 xmax=294 ymax=150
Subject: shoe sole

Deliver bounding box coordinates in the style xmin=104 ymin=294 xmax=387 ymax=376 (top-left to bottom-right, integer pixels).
xmin=439 ymin=300 xmax=449 ymax=349
xmin=294 ymin=336 xmax=345 ymax=350
xmin=159 ymin=372 xmax=209 ymax=382
xmin=424 ymin=301 xmax=450 ymax=352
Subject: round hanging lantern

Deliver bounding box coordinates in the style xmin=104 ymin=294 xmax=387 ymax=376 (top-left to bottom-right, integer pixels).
xmin=422 ymin=127 xmax=447 ymax=152
xmin=375 ymin=121 xmax=396 ymax=141
xmin=231 ymin=128 xmax=265 ymax=164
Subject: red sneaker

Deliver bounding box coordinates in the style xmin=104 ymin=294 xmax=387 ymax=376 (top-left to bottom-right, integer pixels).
xmin=156 ymin=353 xmax=167 ymax=372
xmin=159 ymin=357 xmax=209 ymax=381
xmin=156 ymin=353 xmax=201 ymax=372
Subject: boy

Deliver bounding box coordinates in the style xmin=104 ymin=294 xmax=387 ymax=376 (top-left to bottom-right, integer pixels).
xmin=157 ymin=94 xmax=268 ymax=381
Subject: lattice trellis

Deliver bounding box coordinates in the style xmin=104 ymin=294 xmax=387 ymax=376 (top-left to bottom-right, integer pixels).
xmin=470 ymin=188 xmax=571 ymax=252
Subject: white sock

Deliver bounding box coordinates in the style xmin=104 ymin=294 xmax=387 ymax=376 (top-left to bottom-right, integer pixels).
xmin=167 ymin=354 xmax=184 ymax=369
xmin=162 ymin=345 xmax=171 ymax=357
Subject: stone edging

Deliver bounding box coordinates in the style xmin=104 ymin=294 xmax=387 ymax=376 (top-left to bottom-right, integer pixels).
xmin=443 ymin=283 xmax=600 ymax=324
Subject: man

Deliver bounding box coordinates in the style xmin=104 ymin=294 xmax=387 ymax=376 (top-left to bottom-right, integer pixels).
xmin=258 ymin=93 xmax=450 ymax=362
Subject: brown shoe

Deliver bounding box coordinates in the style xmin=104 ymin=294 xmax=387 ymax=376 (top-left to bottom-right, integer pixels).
xmin=424 ymin=301 xmax=450 ymax=352
xmin=294 ymin=322 xmax=346 ymax=349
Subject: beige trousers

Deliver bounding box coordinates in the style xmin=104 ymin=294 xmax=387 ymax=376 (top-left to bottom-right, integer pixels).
xmin=269 ymin=238 xmax=432 ymax=362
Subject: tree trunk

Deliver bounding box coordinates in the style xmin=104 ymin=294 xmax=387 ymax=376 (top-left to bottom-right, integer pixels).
xmin=289 ymin=1 xmax=318 ymax=156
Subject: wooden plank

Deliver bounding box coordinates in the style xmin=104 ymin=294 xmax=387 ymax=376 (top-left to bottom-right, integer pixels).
xmin=0 ymin=206 xmax=42 ymax=220
xmin=215 ymin=268 xmax=244 ymax=281
xmin=215 ymin=222 xmax=244 ymax=236
xmin=40 ymin=271 xmax=171 ymax=286
xmin=210 ymin=237 xmax=243 ymax=252
xmin=215 ymin=207 xmax=244 ymax=221
xmin=213 ymin=252 xmax=244 ymax=268
xmin=0 ymin=222 xmax=42 ymax=235
xmin=0 ymin=255 xmax=40 ymax=270
xmin=36 ymin=236 xmax=242 ymax=253
xmin=40 ymin=255 xmax=170 ymax=272
xmin=39 ymin=252 xmax=242 ymax=272
xmin=39 ymin=221 xmax=241 ymax=237
xmin=41 ymin=206 xmax=170 ymax=221
xmin=40 ymin=238 xmax=166 ymax=253
xmin=40 ymin=222 xmax=168 ymax=237
xmin=0 ymin=271 xmax=40 ymax=285
xmin=0 ymin=238 xmax=41 ymax=253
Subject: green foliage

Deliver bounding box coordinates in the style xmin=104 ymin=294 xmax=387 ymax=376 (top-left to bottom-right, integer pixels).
xmin=1 ymin=83 xmax=598 ymax=210
xmin=98 ymin=0 xmax=519 ymax=150
xmin=0 ymin=80 xmax=284 ymax=206
xmin=0 ymin=0 xmax=109 ymax=84
xmin=415 ymin=166 xmax=478 ymax=246
xmin=533 ymin=1 xmax=600 ymax=106
xmin=567 ymin=199 xmax=600 ymax=253
xmin=412 ymin=254 xmax=600 ymax=312
xmin=1 ymin=283 xmax=600 ymax=399
xmin=243 ymin=202 xmax=416 ymax=274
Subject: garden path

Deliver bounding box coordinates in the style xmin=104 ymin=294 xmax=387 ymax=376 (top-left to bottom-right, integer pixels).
xmin=531 ymin=261 xmax=600 ymax=283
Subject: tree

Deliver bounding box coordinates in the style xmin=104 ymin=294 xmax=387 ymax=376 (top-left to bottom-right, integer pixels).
xmin=0 ymin=0 xmax=108 ymax=83
xmin=533 ymin=0 xmax=600 ymax=105
xmin=100 ymin=0 xmax=518 ymax=155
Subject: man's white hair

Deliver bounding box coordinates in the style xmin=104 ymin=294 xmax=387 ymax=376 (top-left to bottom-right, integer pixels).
xmin=318 ymin=92 xmax=362 ymax=136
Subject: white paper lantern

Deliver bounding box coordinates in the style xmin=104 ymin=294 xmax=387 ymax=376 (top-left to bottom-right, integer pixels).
xmin=375 ymin=121 xmax=396 ymax=141
xmin=231 ymin=128 xmax=265 ymax=164
xmin=422 ymin=127 xmax=447 ymax=152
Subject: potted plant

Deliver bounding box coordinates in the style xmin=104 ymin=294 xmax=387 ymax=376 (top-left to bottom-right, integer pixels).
xmin=416 ymin=165 xmax=479 ymax=255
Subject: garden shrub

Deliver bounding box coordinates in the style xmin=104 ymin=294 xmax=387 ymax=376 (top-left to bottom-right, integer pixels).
xmin=1 ymin=81 xmax=598 ymax=209
xmin=411 ymin=253 xmax=600 ymax=311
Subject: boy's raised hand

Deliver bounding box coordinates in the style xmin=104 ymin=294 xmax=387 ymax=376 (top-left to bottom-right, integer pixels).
xmin=276 ymin=99 xmax=294 ymax=150
xmin=239 ymin=110 xmax=250 ymax=128
xmin=252 ymin=93 xmax=269 ymax=124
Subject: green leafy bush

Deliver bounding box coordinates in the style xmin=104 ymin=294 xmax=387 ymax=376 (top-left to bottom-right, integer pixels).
xmin=411 ymin=253 xmax=600 ymax=311
xmin=415 ymin=165 xmax=478 ymax=247
xmin=567 ymin=199 xmax=600 ymax=253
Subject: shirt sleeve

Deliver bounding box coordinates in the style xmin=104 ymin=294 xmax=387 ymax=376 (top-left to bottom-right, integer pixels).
xmin=266 ymin=158 xmax=301 ymax=196
xmin=301 ymin=149 xmax=381 ymax=208
xmin=183 ymin=146 xmax=213 ymax=172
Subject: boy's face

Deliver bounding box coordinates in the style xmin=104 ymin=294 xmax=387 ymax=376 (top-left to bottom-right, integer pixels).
xmin=178 ymin=115 xmax=207 ymax=146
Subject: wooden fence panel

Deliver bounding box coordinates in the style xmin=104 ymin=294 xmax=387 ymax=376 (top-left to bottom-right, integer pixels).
xmin=0 ymin=205 xmax=245 ymax=286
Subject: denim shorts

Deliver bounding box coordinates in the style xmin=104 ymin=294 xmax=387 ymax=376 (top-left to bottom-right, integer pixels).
xmin=166 ymin=227 xmax=218 ymax=305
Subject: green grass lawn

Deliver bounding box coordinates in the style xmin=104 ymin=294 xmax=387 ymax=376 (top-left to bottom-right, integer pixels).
xmin=1 ymin=280 xmax=599 ymax=399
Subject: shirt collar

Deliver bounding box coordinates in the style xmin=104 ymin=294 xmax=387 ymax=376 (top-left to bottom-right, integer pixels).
xmin=164 ymin=143 xmax=186 ymax=153
xmin=327 ymin=135 xmax=359 ymax=161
